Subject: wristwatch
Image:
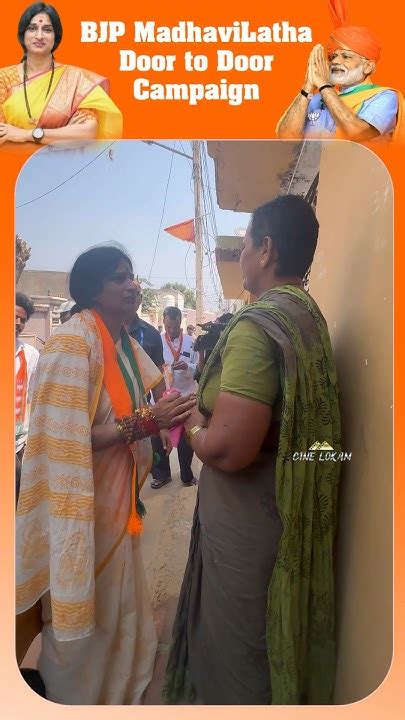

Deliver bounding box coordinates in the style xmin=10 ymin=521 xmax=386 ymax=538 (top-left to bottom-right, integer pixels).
xmin=300 ymin=89 xmax=314 ymax=100
xmin=32 ymin=127 xmax=45 ymax=143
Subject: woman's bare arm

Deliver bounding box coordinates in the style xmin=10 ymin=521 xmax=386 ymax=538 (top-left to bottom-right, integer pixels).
xmin=188 ymin=392 xmax=272 ymax=472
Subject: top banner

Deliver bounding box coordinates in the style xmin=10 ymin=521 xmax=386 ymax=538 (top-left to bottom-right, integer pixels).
xmin=0 ymin=0 xmax=402 ymax=152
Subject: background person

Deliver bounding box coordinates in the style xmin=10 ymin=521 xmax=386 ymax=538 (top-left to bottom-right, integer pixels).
xmin=126 ymin=280 xmax=174 ymax=483
xmin=58 ymin=299 xmax=74 ymax=324
xmin=150 ymin=306 xmax=198 ymax=489
xmin=15 ymin=291 xmax=39 ymax=503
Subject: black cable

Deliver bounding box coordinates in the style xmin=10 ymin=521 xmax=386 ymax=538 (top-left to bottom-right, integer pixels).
xmin=16 ymin=142 xmax=116 ymax=208
xmin=147 ymin=142 xmax=176 ymax=281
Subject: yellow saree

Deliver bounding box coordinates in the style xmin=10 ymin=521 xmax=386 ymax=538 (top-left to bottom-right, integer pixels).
xmin=16 ymin=310 xmax=162 ymax=703
xmin=0 ymin=64 xmax=123 ymax=139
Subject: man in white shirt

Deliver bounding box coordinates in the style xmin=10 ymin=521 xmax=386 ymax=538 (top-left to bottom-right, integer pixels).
xmin=150 ymin=306 xmax=198 ymax=488
xmin=15 ymin=292 xmax=39 ymax=502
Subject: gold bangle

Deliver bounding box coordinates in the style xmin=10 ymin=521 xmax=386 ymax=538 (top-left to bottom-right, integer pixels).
xmin=114 ymin=419 xmax=128 ymax=444
xmin=187 ymin=425 xmax=204 ymax=441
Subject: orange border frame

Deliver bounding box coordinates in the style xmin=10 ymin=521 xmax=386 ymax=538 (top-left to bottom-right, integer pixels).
xmin=1 ymin=0 xmax=403 ymax=715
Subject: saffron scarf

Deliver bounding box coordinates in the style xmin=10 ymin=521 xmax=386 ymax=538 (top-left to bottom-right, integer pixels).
xmin=335 ymin=84 xmax=404 ymax=143
xmin=165 ymin=331 xmax=184 ymax=363
xmin=92 ymin=310 xmax=147 ymax=534
xmin=15 ymin=347 xmax=28 ymax=435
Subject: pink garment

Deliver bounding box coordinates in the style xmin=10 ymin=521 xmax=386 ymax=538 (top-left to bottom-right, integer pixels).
xmin=163 ymin=388 xmax=185 ymax=447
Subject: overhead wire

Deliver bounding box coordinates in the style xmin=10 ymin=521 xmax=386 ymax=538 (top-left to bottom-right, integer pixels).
xmin=16 ymin=142 xmax=116 ymax=208
xmin=147 ymin=141 xmax=176 ymax=281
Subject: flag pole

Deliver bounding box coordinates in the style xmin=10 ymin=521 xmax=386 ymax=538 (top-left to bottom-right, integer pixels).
xmin=192 ymin=141 xmax=204 ymax=330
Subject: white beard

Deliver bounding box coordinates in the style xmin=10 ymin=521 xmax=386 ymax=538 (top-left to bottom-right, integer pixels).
xmin=329 ymin=65 xmax=367 ymax=88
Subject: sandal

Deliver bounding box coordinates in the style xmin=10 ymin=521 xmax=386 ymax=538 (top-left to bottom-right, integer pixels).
xmin=150 ymin=477 xmax=172 ymax=489
xmin=182 ymin=477 xmax=198 ymax=487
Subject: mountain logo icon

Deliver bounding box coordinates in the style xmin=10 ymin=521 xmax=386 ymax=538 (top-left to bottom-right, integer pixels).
xmin=308 ymin=441 xmax=334 ymax=451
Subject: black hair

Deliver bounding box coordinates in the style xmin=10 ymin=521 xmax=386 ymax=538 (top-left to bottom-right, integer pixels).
xmin=163 ymin=306 xmax=182 ymax=321
xmin=18 ymin=3 xmax=63 ymax=57
xmin=16 ymin=292 xmax=35 ymax=319
xmin=69 ymin=246 xmax=133 ymax=310
xmin=250 ymin=195 xmax=319 ymax=278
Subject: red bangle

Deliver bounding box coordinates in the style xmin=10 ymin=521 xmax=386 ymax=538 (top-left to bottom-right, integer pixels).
xmin=116 ymin=407 xmax=160 ymax=444
xmin=140 ymin=406 xmax=159 ymax=436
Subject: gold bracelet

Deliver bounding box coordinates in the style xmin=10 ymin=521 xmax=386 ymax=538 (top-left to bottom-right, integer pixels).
xmin=186 ymin=425 xmax=205 ymax=441
xmin=115 ymin=418 xmax=130 ymax=444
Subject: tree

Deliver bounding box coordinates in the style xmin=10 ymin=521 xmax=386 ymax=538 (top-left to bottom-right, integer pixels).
xmin=16 ymin=235 xmax=31 ymax=283
xmin=138 ymin=277 xmax=159 ymax=314
xmin=160 ymin=282 xmax=196 ymax=310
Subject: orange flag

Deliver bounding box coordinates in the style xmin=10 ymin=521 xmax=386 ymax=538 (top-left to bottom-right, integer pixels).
xmin=164 ymin=219 xmax=195 ymax=243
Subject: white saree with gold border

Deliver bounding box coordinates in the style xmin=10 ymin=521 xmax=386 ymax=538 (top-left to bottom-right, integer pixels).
xmin=16 ymin=310 xmax=162 ymax=704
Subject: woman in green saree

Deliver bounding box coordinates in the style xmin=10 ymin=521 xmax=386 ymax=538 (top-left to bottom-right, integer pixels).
xmin=163 ymin=194 xmax=341 ymax=705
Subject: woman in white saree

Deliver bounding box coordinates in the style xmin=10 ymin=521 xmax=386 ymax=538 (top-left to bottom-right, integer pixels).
xmin=15 ymin=246 xmax=195 ymax=704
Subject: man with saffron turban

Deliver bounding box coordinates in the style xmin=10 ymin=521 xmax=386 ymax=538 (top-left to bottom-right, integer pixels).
xmin=277 ymin=0 xmax=402 ymax=142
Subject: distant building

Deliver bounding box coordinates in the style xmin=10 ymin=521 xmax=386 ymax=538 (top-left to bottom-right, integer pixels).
xmin=17 ymin=270 xmax=71 ymax=349
xmin=18 ymin=295 xmax=66 ymax=351
xmin=17 ymin=269 xmax=70 ymax=299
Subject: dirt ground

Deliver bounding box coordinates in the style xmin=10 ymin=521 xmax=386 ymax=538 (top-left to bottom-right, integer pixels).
xmin=21 ymin=451 xmax=200 ymax=705
xmin=141 ymin=452 xmax=200 ymax=704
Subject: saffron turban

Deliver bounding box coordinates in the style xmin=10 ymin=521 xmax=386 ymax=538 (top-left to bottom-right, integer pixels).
xmin=327 ymin=0 xmax=381 ymax=61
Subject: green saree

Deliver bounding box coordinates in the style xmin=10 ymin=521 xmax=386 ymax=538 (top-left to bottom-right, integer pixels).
xmin=163 ymin=286 xmax=341 ymax=704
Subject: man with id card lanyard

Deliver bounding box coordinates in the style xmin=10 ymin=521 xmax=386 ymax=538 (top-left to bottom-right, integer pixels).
xmin=15 ymin=292 xmax=39 ymax=503
xmin=159 ymin=305 xmax=198 ymax=488
xmin=127 ymin=287 xmax=197 ymax=489
xmin=126 ymin=280 xmax=175 ymax=491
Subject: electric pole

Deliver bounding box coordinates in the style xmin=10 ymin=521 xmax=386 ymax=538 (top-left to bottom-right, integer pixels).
xmin=192 ymin=141 xmax=204 ymax=329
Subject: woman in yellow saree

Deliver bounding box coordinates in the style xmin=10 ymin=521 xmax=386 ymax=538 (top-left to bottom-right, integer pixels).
xmin=15 ymin=246 xmax=195 ymax=704
xmin=0 ymin=3 xmax=122 ymax=146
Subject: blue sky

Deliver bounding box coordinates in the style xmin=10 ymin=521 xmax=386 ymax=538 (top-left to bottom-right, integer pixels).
xmin=15 ymin=140 xmax=250 ymax=310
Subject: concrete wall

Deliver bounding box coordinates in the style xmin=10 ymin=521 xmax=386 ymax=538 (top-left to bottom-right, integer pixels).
xmin=207 ymin=140 xmax=321 ymax=210
xmin=310 ymin=141 xmax=393 ymax=703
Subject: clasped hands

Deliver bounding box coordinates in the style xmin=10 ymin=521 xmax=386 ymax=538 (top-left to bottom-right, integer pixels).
xmin=303 ymin=44 xmax=331 ymax=93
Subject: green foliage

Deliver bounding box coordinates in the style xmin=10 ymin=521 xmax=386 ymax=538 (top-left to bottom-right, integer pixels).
xmin=160 ymin=282 xmax=196 ymax=309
